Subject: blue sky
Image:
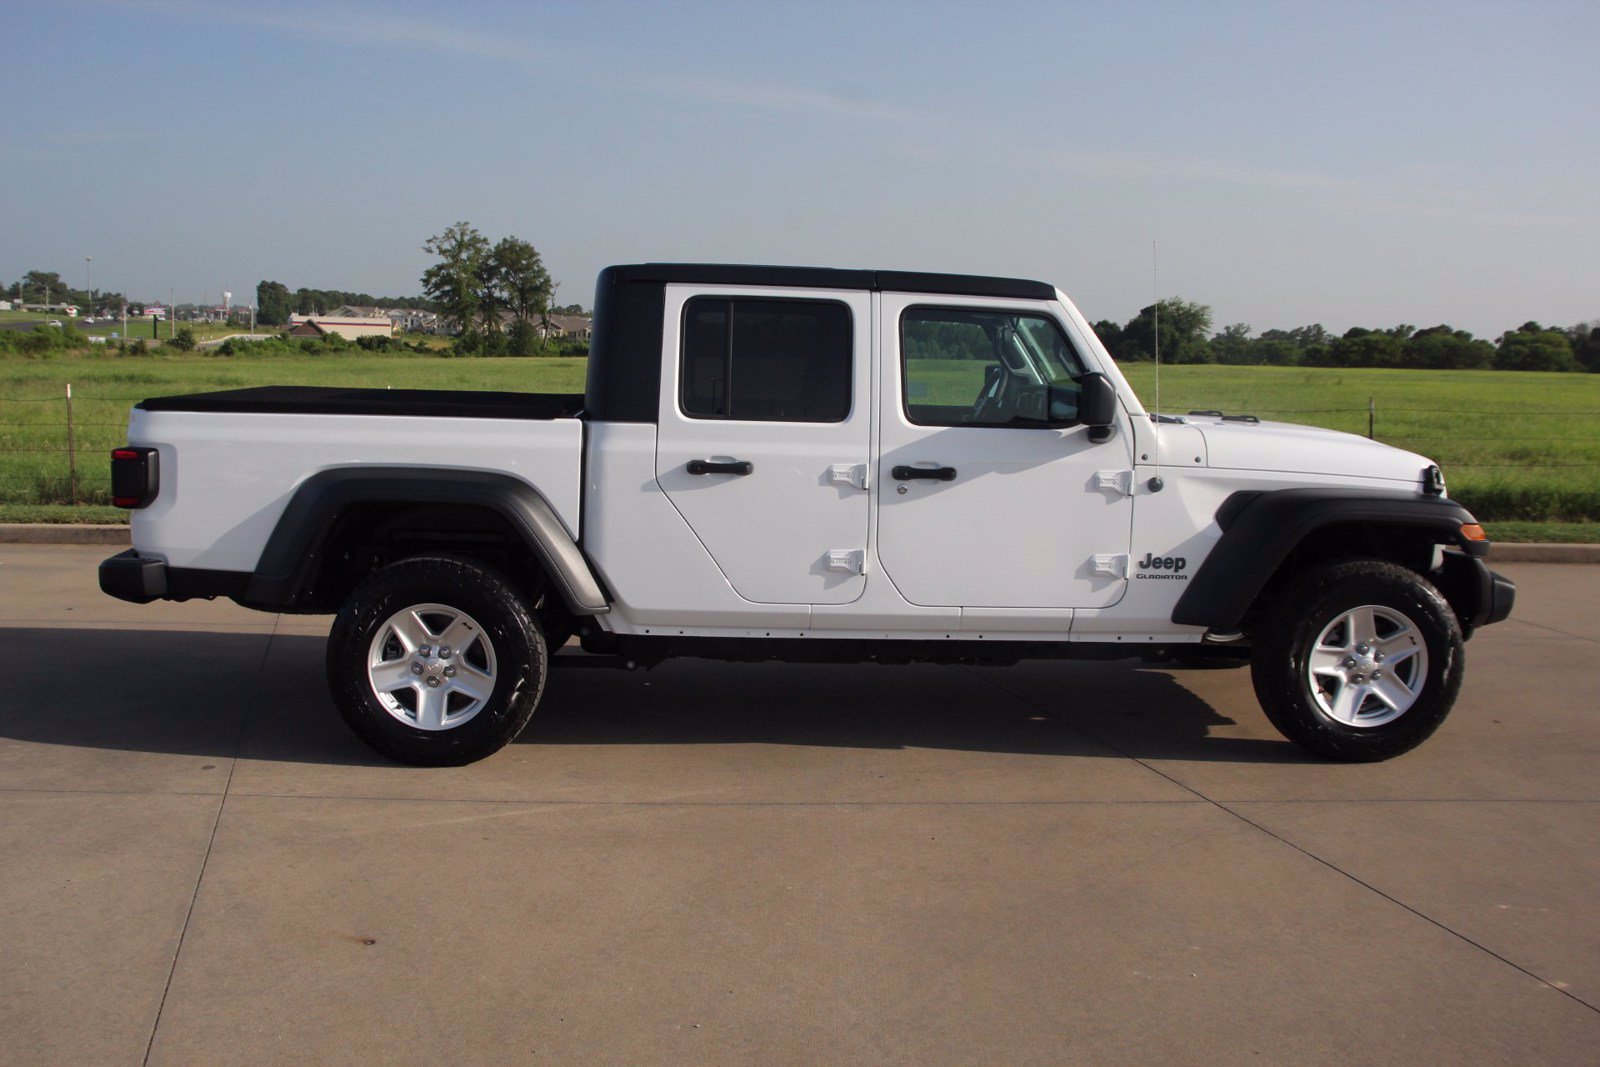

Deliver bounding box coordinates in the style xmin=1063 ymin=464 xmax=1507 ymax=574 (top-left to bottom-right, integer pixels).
xmin=3 ymin=0 xmax=1595 ymax=337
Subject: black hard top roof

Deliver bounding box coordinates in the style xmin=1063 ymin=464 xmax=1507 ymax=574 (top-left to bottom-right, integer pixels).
xmin=602 ymin=263 xmax=1056 ymax=301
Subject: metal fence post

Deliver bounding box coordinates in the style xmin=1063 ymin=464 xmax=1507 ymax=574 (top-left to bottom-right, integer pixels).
xmin=1368 ymin=396 xmax=1375 ymax=440
xmin=66 ymin=382 xmax=78 ymax=505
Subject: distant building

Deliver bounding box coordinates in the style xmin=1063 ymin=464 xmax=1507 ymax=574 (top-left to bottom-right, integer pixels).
xmin=286 ymin=314 xmax=394 ymax=340
xmin=546 ymin=314 xmax=592 ymax=340
xmin=488 ymin=311 xmax=593 ymax=340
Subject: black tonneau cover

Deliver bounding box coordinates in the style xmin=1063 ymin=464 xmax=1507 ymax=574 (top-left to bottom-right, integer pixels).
xmin=136 ymin=386 xmax=585 ymax=421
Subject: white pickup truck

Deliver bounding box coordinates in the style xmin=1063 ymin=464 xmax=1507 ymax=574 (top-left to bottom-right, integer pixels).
xmin=101 ymin=264 xmax=1514 ymax=765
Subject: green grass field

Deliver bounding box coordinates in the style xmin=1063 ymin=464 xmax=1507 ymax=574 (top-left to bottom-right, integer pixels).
xmin=1115 ymin=364 xmax=1600 ymax=523
xmin=1 ymin=352 xmax=1595 ymax=536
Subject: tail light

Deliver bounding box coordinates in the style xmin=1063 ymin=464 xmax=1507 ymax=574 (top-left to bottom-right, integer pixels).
xmin=111 ymin=447 xmax=159 ymax=508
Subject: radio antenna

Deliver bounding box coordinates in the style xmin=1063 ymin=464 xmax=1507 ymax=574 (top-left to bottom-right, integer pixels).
xmin=1151 ymin=240 xmax=1161 ymax=473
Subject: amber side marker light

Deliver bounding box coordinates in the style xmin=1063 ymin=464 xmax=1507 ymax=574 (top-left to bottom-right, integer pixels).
xmin=1460 ymin=523 xmax=1488 ymax=542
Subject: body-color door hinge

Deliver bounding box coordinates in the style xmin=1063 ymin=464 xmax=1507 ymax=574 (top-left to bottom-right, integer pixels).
xmin=829 ymin=463 xmax=869 ymax=490
xmin=826 ymin=549 xmax=866 ymax=575
xmin=1095 ymin=469 xmax=1134 ymax=496
xmin=1091 ymin=553 xmax=1129 ymax=579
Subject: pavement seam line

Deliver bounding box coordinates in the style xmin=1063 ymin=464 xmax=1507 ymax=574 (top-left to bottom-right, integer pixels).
xmin=216 ymin=792 xmax=1210 ymax=807
xmin=1504 ymin=617 xmax=1599 ymax=644
xmin=140 ymin=615 xmax=279 ymax=1066
xmin=962 ymin=667 xmax=1600 ymax=1018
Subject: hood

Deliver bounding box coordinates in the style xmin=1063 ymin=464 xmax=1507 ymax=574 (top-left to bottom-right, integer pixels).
xmin=1182 ymin=415 xmax=1434 ymax=484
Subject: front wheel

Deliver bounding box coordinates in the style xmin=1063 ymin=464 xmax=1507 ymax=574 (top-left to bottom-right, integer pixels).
xmin=1250 ymin=560 xmax=1463 ymax=761
xmin=326 ymin=556 xmax=548 ymax=766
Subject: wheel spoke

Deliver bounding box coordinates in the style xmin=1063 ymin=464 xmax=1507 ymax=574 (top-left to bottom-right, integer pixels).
xmin=448 ymin=662 xmax=494 ymax=702
xmin=416 ymin=685 xmax=448 ymax=730
xmin=1376 ymin=634 xmax=1421 ymax=665
xmin=389 ymin=611 xmax=434 ymax=653
xmin=369 ymin=659 xmax=417 ymax=693
xmin=1309 ymin=646 xmax=1350 ymax=677
xmin=1371 ymin=673 xmax=1418 ymax=713
xmin=1329 ymin=680 xmax=1365 ymax=724
xmin=1347 ymin=606 xmax=1378 ymax=649
xmin=437 ymin=614 xmax=480 ymax=655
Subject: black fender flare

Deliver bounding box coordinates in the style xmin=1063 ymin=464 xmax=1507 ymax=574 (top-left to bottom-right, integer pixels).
xmin=245 ymin=467 xmax=610 ymax=614
xmin=1172 ymin=488 xmax=1483 ymax=631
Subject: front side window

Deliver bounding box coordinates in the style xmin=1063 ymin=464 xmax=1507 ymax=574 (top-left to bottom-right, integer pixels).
xmin=902 ymin=307 xmax=1087 ymax=427
xmin=681 ymin=298 xmax=852 ymax=422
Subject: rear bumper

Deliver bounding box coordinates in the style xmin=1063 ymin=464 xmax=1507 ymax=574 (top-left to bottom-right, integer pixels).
xmin=99 ymin=549 xmax=251 ymax=604
xmin=99 ymin=548 xmax=166 ymax=603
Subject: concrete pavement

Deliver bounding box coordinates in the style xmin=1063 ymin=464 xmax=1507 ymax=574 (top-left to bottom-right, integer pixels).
xmin=1 ymin=545 xmax=1596 ymax=1063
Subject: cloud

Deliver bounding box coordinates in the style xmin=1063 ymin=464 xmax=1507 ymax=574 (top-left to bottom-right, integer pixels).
xmin=1024 ymin=147 xmax=1586 ymax=230
xmin=96 ymin=0 xmax=926 ymax=124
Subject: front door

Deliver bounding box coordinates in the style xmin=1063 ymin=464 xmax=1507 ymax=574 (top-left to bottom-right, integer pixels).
xmin=876 ymin=295 xmax=1134 ymax=609
xmin=655 ymin=286 xmax=873 ymax=605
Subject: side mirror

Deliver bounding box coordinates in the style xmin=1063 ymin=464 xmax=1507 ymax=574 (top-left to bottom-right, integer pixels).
xmin=1078 ymin=372 xmax=1118 ymax=441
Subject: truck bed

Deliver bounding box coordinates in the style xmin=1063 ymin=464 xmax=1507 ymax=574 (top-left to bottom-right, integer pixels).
xmin=125 ymin=392 xmax=586 ymax=572
xmin=138 ymin=386 xmax=585 ymax=421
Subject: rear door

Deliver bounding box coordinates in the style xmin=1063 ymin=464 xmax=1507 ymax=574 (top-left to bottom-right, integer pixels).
xmin=654 ymin=285 xmax=873 ymax=605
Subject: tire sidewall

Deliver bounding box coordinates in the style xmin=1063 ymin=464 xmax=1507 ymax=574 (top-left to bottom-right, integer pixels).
xmin=1253 ymin=561 xmax=1463 ymax=761
xmin=327 ymin=557 xmax=546 ymax=766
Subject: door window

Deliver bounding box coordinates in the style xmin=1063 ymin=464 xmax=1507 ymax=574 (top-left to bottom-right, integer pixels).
xmin=901 ymin=307 xmax=1087 ymax=427
xmin=682 ymin=298 xmax=852 ymax=422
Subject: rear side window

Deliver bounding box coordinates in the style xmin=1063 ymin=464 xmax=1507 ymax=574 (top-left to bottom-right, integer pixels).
xmin=681 ymin=298 xmax=852 ymax=422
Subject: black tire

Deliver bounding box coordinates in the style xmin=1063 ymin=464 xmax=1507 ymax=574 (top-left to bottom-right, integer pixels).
xmin=326 ymin=556 xmax=547 ymax=766
xmin=1250 ymin=559 xmax=1463 ymax=762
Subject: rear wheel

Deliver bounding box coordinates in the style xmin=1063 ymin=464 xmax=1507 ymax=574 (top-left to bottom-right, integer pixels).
xmin=1250 ymin=560 xmax=1463 ymax=761
xmin=326 ymin=556 xmax=547 ymax=766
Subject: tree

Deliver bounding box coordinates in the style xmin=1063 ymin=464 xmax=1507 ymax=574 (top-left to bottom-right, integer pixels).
xmin=256 ymin=280 xmax=291 ymax=326
xmin=421 ymin=222 xmax=490 ymax=343
xmin=1402 ymin=325 xmax=1494 ymax=370
xmin=1210 ymin=323 xmax=1255 ymax=364
xmin=1496 ymin=323 xmax=1578 ymax=372
xmin=1091 ymin=319 xmax=1124 ymax=354
xmin=1565 ymin=322 xmax=1600 ymax=373
xmin=486 ymin=235 xmax=552 ymax=348
xmin=1312 ymin=327 xmax=1403 ymax=368
xmin=23 ymin=270 xmax=64 ymax=304
xmin=293 ymin=287 xmax=334 ymax=315
xmin=1118 ymin=298 xmax=1214 ymax=363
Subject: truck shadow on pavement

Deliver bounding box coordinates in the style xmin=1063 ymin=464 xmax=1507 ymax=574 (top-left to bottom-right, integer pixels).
xmin=5 ymin=628 xmax=1313 ymax=766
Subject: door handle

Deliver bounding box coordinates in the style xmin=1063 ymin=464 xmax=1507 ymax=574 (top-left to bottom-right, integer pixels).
xmin=891 ymin=465 xmax=956 ymax=481
xmin=687 ymin=459 xmax=754 ymax=476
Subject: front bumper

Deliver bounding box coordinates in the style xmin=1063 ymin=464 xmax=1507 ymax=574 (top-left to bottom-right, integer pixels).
xmin=1437 ymin=549 xmax=1515 ymax=633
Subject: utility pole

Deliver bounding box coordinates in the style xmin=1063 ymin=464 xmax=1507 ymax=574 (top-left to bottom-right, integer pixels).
xmin=84 ymin=256 xmax=92 ymax=313
xmin=171 ymin=289 xmax=176 ymax=339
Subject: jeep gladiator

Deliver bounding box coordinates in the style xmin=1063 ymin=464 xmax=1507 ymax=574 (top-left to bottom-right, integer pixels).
xmin=100 ymin=264 xmax=1515 ymax=765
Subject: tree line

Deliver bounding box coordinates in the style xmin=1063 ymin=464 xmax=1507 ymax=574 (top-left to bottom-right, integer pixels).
xmin=5 ymin=270 xmax=128 ymax=314
xmin=253 ymin=283 xmax=441 ymax=326
xmin=1093 ymin=299 xmax=1600 ymax=373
